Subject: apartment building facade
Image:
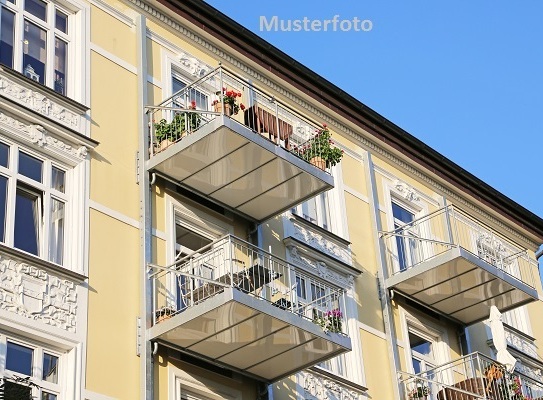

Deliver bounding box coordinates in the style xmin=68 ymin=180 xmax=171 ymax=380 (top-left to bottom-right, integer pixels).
xmin=0 ymin=0 xmax=542 ymax=399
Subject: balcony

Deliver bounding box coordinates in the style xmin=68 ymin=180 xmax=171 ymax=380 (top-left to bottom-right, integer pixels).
xmin=145 ymin=67 xmax=335 ymax=222
xmin=148 ymin=235 xmax=351 ymax=382
xmin=381 ymin=206 xmax=539 ymax=325
xmin=399 ymin=352 xmax=543 ymax=400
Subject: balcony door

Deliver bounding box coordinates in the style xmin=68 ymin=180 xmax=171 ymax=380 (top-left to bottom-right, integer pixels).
xmin=392 ymin=202 xmax=419 ymax=272
xmin=174 ymin=222 xmax=215 ymax=311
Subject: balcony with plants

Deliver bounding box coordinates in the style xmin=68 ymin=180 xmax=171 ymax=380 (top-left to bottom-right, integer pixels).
xmin=145 ymin=66 xmax=344 ymax=222
xmin=148 ymin=234 xmax=351 ymax=382
xmin=399 ymin=352 xmax=543 ymax=400
xmin=380 ymin=205 xmax=539 ymax=325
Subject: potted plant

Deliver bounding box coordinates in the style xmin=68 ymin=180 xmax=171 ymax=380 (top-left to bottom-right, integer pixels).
xmin=212 ymin=87 xmax=245 ymax=116
xmin=155 ymin=306 xmax=176 ymax=323
xmin=154 ymin=101 xmax=201 ymax=151
xmin=408 ymin=385 xmax=430 ymax=399
xmin=313 ymin=308 xmax=343 ymax=333
xmin=294 ymin=124 xmax=343 ymax=170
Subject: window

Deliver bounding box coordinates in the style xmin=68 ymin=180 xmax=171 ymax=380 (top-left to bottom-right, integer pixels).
xmin=0 ymin=0 xmax=71 ymax=95
xmin=293 ymin=191 xmax=331 ymax=232
xmin=409 ymin=332 xmax=436 ymax=375
xmin=392 ymin=201 xmax=418 ymax=271
xmin=0 ymin=336 xmax=62 ymax=399
xmin=295 ymin=271 xmax=346 ymax=376
xmin=172 ymin=73 xmax=209 ymax=110
xmin=0 ymin=141 xmax=68 ymax=265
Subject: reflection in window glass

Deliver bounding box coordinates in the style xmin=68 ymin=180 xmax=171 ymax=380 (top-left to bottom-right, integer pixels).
xmin=14 ymin=187 xmax=41 ymax=255
xmin=49 ymin=199 xmax=64 ymax=264
xmin=0 ymin=142 xmax=9 ymax=167
xmin=51 ymin=166 xmax=65 ymax=192
xmin=5 ymin=382 xmax=32 ymax=399
xmin=0 ymin=176 xmax=7 ymax=242
xmin=42 ymin=393 xmax=58 ymax=400
xmin=43 ymin=353 xmax=59 ymax=383
xmin=54 ymin=38 xmax=67 ymax=95
xmin=19 ymin=151 xmax=43 ymax=182
xmin=0 ymin=9 xmax=15 ymax=68
xmin=172 ymin=76 xmax=208 ymax=110
xmin=24 ymin=0 xmax=47 ymax=21
xmin=55 ymin=10 xmax=68 ymax=33
xmin=6 ymin=341 xmax=33 ymax=375
xmin=23 ymin=20 xmax=47 ymax=85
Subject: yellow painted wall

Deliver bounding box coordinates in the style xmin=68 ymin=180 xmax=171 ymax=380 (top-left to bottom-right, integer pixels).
xmin=86 ymin=210 xmax=140 ymax=399
xmin=361 ymin=328 xmax=394 ymax=399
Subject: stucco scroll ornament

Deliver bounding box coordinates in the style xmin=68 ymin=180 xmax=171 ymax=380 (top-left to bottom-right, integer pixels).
xmin=29 ymin=125 xmax=47 ymax=147
xmin=179 ymin=52 xmax=210 ymax=77
xmin=394 ymin=180 xmax=420 ymax=202
xmin=303 ymin=372 xmax=321 ymax=399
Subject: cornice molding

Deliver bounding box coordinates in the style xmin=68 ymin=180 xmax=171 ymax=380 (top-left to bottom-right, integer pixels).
xmin=0 ymin=111 xmax=89 ymax=164
xmin=129 ymin=0 xmax=540 ymax=249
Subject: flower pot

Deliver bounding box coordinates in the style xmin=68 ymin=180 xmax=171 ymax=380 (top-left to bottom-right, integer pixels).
xmin=159 ymin=139 xmax=173 ymax=152
xmin=214 ymin=102 xmax=233 ymax=116
xmin=310 ymin=156 xmax=326 ymax=170
xmin=155 ymin=307 xmax=175 ymax=323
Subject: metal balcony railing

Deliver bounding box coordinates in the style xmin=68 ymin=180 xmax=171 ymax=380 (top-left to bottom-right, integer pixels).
xmin=146 ymin=66 xmax=336 ymax=172
xmin=399 ymin=352 xmax=543 ymax=400
xmin=380 ymin=205 xmax=537 ymax=288
xmin=149 ymin=235 xmax=348 ymax=336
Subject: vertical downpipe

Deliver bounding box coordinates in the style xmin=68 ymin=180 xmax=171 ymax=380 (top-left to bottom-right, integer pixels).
xmin=136 ymin=14 xmax=152 ymax=400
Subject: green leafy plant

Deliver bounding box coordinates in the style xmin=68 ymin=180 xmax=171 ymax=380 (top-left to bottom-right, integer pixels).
xmin=408 ymin=385 xmax=430 ymax=399
xmin=154 ymin=101 xmax=201 ymax=145
xmin=294 ymin=124 xmax=344 ymax=167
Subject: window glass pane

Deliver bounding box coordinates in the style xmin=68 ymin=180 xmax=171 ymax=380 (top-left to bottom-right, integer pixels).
xmin=409 ymin=332 xmax=433 ymax=356
xmin=0 ymin=8 xmax=15 ymax=68
xmin=302 ymin=198 xmax=318 ymax=225
xmin=6 ymin=341 xmax=33 ymax=375
xmin=296 ymin=276 xmax=306 ymax=299
xmin=55 ymin=10 xmax=67 ymax=33
xmin=172 ymin=76 xmax=208 ymax=110
xmin=24 ymin=0 xmax=47 ymax=21
xmin=51 ymin=166 xmax=65 ymax=192
xmin=0 ymin=142 xmax=9 ymax=167
xmin=42 ymin=392 xmax=58 ymax=400
xmin=0 ymin=175 xmax=7 ymax=242
xmin=19 ymin=151 xmax=43 ymax=182
xmin=23 ymin=20 xmax=47 ymax=85
xmin=43 ymin=353 xmax=59 ymax=383
xmin=392 ymin=202 xmax=414 ymax=224
xmin=15 ymin=187 xmax=41 ymax=255
xmin=54 ymin=38 xmax=67 ymax=95
xmin=49 ymin=199 xmax=64 ymax=264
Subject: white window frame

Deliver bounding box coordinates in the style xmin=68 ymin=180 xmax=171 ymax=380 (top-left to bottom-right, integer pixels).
xmin=169 ymin=364 xmax=241 ymax=400
xmin=0 ymin=139 xmax=70 ymax=267
xmin=0 ymin=333 xmax=65 ymax=400
xmin=0 ymin=0 xmax=87 ymax=100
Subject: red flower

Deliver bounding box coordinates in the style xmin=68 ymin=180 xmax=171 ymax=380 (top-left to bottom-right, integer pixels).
xmin=322 ymin=123 xmax=327 ymax=128
xmin=191 ymin=100 xmax=196 ymax=108
xmin=222 ymin=87 xmax=226 ymax=92
xmin=226 ymin=91 xmax=233 ymax=97
xmin=240 ymin=104 xmax=246 ymax=110
xmin=238 ymin=92 xmax=242 ymax=97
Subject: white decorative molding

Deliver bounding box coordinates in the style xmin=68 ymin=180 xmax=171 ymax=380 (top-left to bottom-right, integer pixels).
xmin=0 ymin=253 xmax=78 ymax=333
xmin=300 ymin=371 xmax=363 ymax=400
xmin=0 ymin=112 xmax=88 ymax=163
xmin=89 ymin=0 xmax=135 ymax=27
xmin=505 ymin=327 xmax=540 ymax=360
xmin=287 ymin=246 xmax=354 ymax=290
xmin=393 ymin=180 xmax=421 ymax=202
xmin=128 ymin=0 xmax=539 ymax=250
xmin=178 ymin=51 xmax=211 ymax=78
xmin=288 ymin=217 xmax=352 ymax=266
xmin=0 ymin=72 xmax=81 ymax=131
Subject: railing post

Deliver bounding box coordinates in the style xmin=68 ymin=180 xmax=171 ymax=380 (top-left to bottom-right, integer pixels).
xmin=151 ymin=274 xmax=156 ymax=324
xmin=219 ymin=66 xmax=224 ymax=116
xmin=189 ymin=258 xmax=194 ymax=306
xmin=444 ymin=205 xmax=454 ymax=245
xmin=274 ymin=99 xmax=280 ymax=146
xmin=228 ymin=235 xmax=233 ymax=286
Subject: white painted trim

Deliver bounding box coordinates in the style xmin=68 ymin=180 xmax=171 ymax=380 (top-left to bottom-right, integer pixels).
xmin=88 ymin=199 xmax=167 ymax=240
xmin=357 ymin=321 xmax=387 ymax=340
xmin=89 ymin=0 xmax=135 ymax=27
xmin=147 ymin=74 xmax=162 ymax=88
xmin=168 ymin=364 xmax=241 ymax=400
xmin=90 ymin=42 xmax=138 ymax=74
xmin=83 ymin=390 xmax=118 ymax=400
xmin=343 ymin=185 xmax=370 ymax=205
xmin=375 ymin=166 xmax=441 ymax=207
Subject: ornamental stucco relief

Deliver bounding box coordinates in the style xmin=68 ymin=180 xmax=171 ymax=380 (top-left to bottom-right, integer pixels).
xmin=0 ymin=254 xmax=78 ymax=333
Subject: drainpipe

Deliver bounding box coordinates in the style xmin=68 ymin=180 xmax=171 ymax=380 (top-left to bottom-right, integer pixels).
xmin=136 ymin=14 xmax=153 ymax=400
xmin=363 ymin=152 xmax=401 ymax=399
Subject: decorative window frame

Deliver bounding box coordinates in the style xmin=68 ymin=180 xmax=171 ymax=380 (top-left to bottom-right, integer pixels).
xmin=168 ymin=364 xmax=241 ymax=400
xmin=399 ymin=307 xmax=451 ymax=382
xmin=283 ymin=238 xmax=363 ymax=385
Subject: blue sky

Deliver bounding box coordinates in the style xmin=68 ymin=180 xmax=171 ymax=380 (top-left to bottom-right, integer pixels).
xmin=205 ymin=1 xmax=543 ymax=222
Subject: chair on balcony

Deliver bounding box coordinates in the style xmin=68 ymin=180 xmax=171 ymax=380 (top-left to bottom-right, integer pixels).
xmin=244 ymin=103 xmax=293 ymax=149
